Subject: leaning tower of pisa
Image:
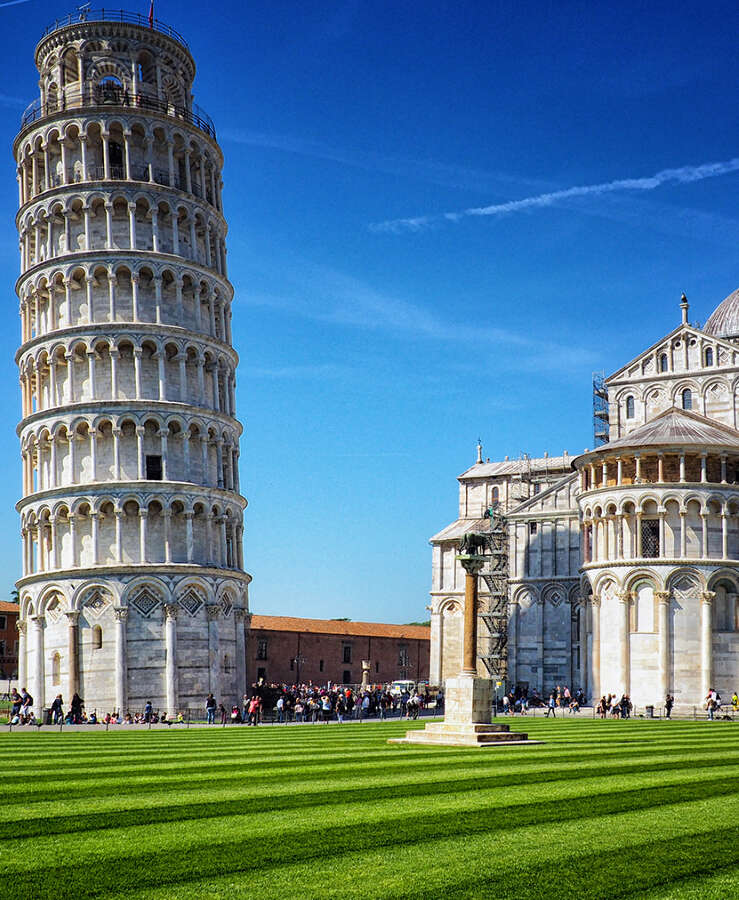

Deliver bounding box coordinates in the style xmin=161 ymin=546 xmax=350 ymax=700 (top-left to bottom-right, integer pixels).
xmin=14 ymin=10 xmax=250 ymax=718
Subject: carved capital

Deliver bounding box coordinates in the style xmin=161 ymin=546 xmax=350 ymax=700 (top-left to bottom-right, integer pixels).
xmin=113 ymin=607 xmax=129 ymax=622
xmin=65 ymin=610 xmax=80 ymax=625
xmin=591 ymin=596 xmax=602 ymax=608
xmin=16 ymin=619 xmax=27 ymax=635
xmin=701 ymin=591 xmax=716 ymax=604
xmin=457 ymin=556 xmax=486 ymax=576
xmin=618 ymin=590 xmax=632 ymax=604
xmin=233 ymin=608 xmax=246 ymax=623
xmin=164 ymin=603 xmax=179 ymax=620
xmin=206 ymin=605 xmax=221 ymax=621
xmin=654 ymin=591 xmax=670 ymax=604
xmin=32 ymin=615 xmax=45 ymax=629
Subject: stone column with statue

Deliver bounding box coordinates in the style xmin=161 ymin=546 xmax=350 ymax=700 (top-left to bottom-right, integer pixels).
xmin=390 ymin=533 xmax=539 ymax=747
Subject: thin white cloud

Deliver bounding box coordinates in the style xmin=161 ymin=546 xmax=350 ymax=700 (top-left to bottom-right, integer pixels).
xmin=0 ymin=0 xmax=34 ymax=8
xmin=371 ymin=157 xmax=739 ymax=233
xmin=238 ymin=264 xmax=598 ymax=373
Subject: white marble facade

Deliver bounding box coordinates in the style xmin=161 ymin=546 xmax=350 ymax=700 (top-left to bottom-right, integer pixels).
xmin=431 ymin=293 xmax=739 ymax=708
xmin=14 ymin=14 xmax=250 ymax=717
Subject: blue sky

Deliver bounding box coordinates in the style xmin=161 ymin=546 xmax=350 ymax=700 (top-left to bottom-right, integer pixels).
xmin=0 ymin=1 xmax=736 ymax=621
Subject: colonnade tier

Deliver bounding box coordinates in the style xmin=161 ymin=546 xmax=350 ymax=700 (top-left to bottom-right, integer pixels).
xmin=18 ymin=262 xmax=232 ymax=347
xmin=578 ymin=449 xmax=739 ymax=492
xmin=19 ymin=331 xmax=237 ymax=420
xmin=17 ymin=187 xmax=226 ymax=281
xmin=20 ymin=411 xmax=241 ymax=496
xmin=580 ymin=483 xmax=739 ymax=564
xmin=16 ymin=117 xmax=221 ymax=212
xmin=19 ymin=489 xmax=244 ymax=577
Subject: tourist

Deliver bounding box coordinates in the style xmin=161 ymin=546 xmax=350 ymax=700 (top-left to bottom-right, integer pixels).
xmin=665 ymin=695 xmax=674 ymax=719
xmin=706 ymin=688 xmax=717 ymax=720
xmin=336 ymin=692 xmax=346 ymax=723
xmin=248 ymin=695 xmax=261 ymax=725
xmin=276 ymin=694 xmax=285 ymax=723
xmin=545 ymin=693 xmax=557 ymax=717
xmin=218 ymin=702 xmax=227 ymax=724
xmin=597 ymin=696 xmax=607 ymax=718
xmin=143 ymin=699 xmax=153 ymax=723
xmin=205 ymin=693 xmax=217 ymax=724
xmin=51 ymin=694 xmax=64 ymax=724
xmin=10 ymin=688 xmax=22 ymax=718
xmin=230 ymin=705 xmax=241 ymax=724
xmin=321 ymin=694 xmax=332 ymax=722
xmin=70 ymin=692 xmax=84 ymax=724
xmin=732 ymin=692 xmax=738 ymax=711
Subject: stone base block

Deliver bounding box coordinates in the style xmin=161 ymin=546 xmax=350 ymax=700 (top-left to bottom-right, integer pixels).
xmin=388 ymin=720 xmax=542 ymax=748
xmin=444 ymin=674 xmax=492 ymax=724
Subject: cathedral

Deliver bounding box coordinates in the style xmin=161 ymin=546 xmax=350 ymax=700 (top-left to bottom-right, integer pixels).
xmin=430 ymin=289 xmax=739 ymax=710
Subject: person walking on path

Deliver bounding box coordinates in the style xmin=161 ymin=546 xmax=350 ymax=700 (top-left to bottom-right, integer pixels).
xmin=205 ymin=693 xmax=217 ymax=725
xmin=545 ymin=693 xmax=557 ymax=717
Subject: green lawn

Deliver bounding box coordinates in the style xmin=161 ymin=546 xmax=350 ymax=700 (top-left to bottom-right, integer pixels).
xmin=1 ymin=717 xmax=738 ymax=899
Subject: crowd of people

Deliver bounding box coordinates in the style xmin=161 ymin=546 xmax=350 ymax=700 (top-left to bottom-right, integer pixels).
xmin=6 ymin=680 xmax=739 ymax=726
xmin=500 ymin=685 xmax=587 ymax=716
xmin=207 ymin=682 xmax=443 ymax=726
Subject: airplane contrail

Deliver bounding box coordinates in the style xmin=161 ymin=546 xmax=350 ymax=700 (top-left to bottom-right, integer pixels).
xmin=370 ymin=157 xmax=739 ymax=233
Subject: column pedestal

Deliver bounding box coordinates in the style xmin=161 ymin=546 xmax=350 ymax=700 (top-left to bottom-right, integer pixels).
xmin=391 ymin=552 xmax=540 ymax=748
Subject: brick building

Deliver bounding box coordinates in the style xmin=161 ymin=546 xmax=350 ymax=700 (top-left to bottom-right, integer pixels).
xmin=247 ymin=616 xmax=430 ymax=686
xmin=0 ymin=601 xmax=20 ymax=683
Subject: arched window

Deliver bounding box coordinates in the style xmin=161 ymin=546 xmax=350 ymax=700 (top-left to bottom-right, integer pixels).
xmin=705 ymin=348 xmax=714 ymax=367
xmin=92 ymin=625 xmax=103 ymax=650
xmin=52 ymin=652 xmax=61 ymax=685
xmin=626 ymin=396 xmax=635 ymax=419
xmin=491 ymin=487 xmax=499 ymax=502
xmin=659 ymin=354 xmax=668 ymax=372
xmin=682 ymin=388 xmax=692 ymax=410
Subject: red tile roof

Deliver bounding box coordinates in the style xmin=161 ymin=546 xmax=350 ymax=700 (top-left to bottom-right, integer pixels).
xmin=250 ymin=615 xmax=430 ymax=640
xmin=0 ymin=601 xmax=20 ymax=614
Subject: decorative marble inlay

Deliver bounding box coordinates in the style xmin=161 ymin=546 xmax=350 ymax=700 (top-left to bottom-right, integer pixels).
xmin=179 ymin=588 xmax=204 ymax=618
xmin=130 ymin=587 xmax=161 ymax=618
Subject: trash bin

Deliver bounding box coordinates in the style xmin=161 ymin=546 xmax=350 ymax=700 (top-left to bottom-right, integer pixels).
xmin=645 ymin=705 xmax=654 ymax=718
xmin=43 ymin=708 xmax=52 ymax=725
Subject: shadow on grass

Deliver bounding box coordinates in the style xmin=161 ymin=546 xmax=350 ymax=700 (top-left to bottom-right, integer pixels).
xmin=4 ymin=777 xmax=738 ymax=898
xmin=422 ymin=827 xmax=739 ymax=900
xmin=3 ymin=754 xmax=737 ymax=841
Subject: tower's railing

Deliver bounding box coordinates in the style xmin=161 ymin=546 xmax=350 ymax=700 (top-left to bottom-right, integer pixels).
xmin=39 ymin=9 xmax=189 ymax=49
xmin=20 ymin=88 xmax=215 ymax=139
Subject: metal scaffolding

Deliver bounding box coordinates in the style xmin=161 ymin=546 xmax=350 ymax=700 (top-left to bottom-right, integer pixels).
xmin=479 ymin=507 xmax=509 ymax=681
xmin=593 ymin=371 xmax=609 ymax=446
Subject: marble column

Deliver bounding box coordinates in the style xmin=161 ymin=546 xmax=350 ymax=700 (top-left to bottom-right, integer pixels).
xmin=16 ymin=620 xmax=27 ymax=689
xmin=578 ymin=599 xmax=588 ymax=696
xmin=590 ymin=597 xmax=601 ymax=702
xmin=536 ymin=597 xmax=545 ymax=693
xmin=700 ymin=591 xmax=715 ymax=699
xmin=234 ymin=608 xmax=247 ymax=701
xmin=207 ymin=605 xmax=221 ymax=695
xmin=32 ymin=615 xmax=45 ymax=717
xmin=618 ymin=591 xmax=631 ymax=695
xmin=655 ymin=591 xmax=670 ymax=703
xmin=65 ymin=610 xmax=80 ymax=700
xmin=507 ymin=597 xmax=518 ymax=688
xmin=164 ymin=604 xmax=178 ymax=715
xmin=113 ymin=607 xmax=128 ymax=715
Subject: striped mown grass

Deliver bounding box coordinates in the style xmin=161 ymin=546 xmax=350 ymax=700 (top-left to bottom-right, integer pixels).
xmin=1 ymin=718 xmax=738 ymax=898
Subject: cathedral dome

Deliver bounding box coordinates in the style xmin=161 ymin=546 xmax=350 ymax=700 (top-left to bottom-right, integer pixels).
xmin=703 ymin=288 xmax=739 ymax=338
